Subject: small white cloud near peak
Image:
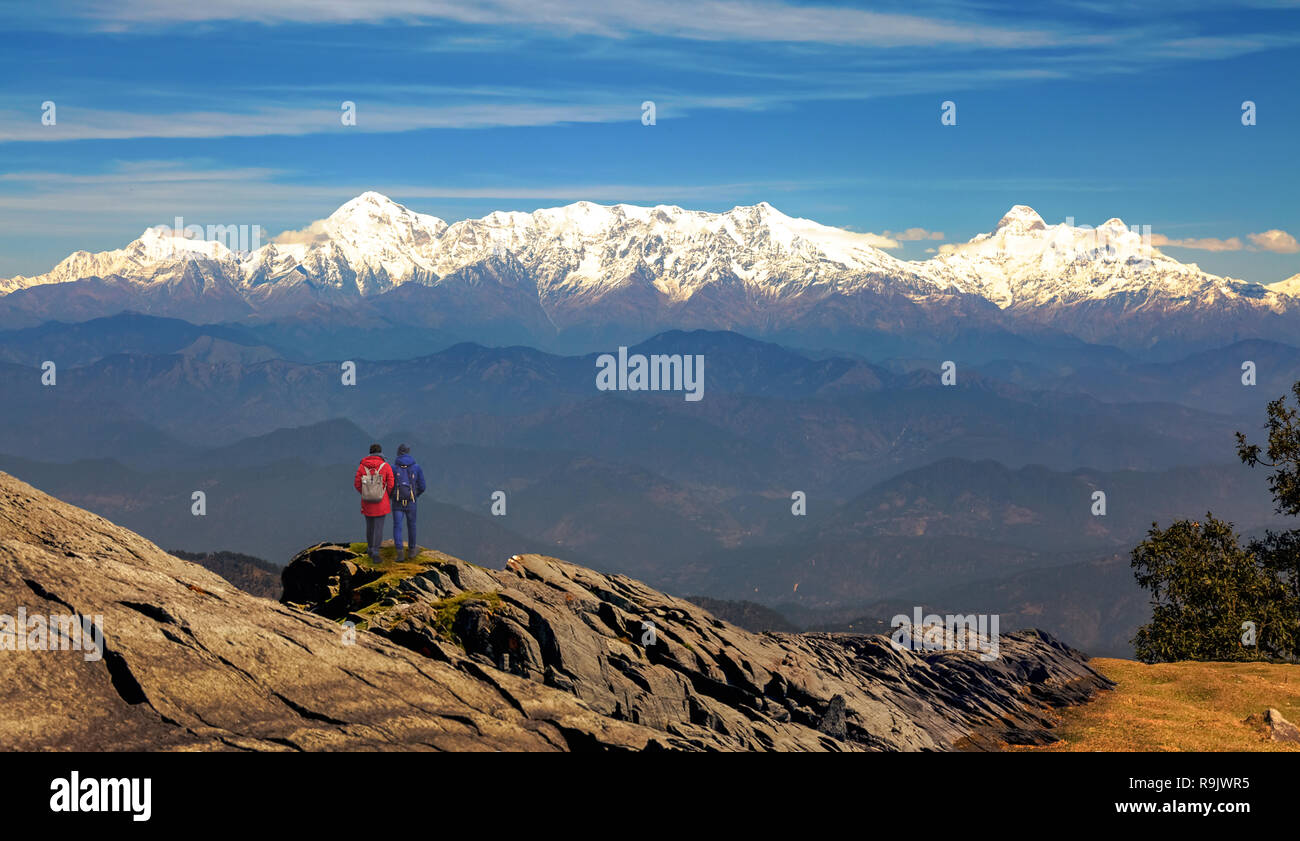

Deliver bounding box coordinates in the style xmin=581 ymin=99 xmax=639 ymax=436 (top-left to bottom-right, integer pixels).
xmin=1248 ymin=229 xmax=1300 ymax=254
xmin=885 ymin=227 xmax=945 ymax=241
xmin=271 ymin=219 xmax=333 ymax=248
xmin=1150 ymin=233 xmax=1244 ymax=252
xmin=1148 ymin=228 xmax=1297 ymax=255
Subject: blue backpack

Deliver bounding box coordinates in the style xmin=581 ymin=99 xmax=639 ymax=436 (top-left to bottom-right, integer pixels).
xmin=394 ymin=461 xmax=417 ymax=507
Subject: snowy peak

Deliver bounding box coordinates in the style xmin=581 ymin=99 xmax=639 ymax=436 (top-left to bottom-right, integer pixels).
xmin=1270 ymin=273 xmax=1300 ymax=297
xmin=261 ymin=192 xmax=452 ymax=294
xmin=330 ymin=190 xmax=397 ymax=216
xmin=326 ymin=191 xmax=442 ymax=229
xmin=995 ymin=205 xmax=1047 ymax=234
xmin=0 ymin=224 xmax=245 ymax=294
xmin=134 ymin=225 xmax=236 ymax=261
xmin=320 ymin=191 xmax=447 ymax=246
xmin=729 ymin=201 xmax=784 ymax=223
xmin=920 ymin=206 xmax=1265 ymax=309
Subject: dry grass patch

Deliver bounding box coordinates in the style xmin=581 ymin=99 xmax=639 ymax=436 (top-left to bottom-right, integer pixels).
xmin=1015 ymin=657 xmax=1300 ymax=752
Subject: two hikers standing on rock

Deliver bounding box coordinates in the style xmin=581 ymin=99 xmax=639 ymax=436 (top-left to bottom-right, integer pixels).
xmin=353 ymin=443 xmax=427 ymax=561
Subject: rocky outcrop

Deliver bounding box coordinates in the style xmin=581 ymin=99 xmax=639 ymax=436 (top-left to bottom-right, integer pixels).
xmin=0 ymin=470 xmax=1111 ymax=751
xmin=282 ymin=541 xmax=1114 ymax=751
xmin=0 ymin=474 xmax=677 ymax=751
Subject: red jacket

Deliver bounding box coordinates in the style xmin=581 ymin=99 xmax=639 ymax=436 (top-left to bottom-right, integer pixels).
xmin=354 ymin=455 xmax=394 ymax=516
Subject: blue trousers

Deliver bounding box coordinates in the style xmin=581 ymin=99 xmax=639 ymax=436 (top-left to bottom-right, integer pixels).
xmin=393 ymin=502 xmax=417 ymax=553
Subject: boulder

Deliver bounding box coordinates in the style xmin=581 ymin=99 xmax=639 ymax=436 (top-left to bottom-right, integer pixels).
xmin=1243 ymin=708 xmax=1300 ymax=743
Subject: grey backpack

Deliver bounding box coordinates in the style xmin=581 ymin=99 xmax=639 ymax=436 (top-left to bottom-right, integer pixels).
xmin=359 ymin=466 xmax=386 ymax=503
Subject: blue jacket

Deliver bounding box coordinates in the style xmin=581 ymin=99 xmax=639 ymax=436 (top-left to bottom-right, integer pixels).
xmin=391 ymin=454 xmax=426 ymax=502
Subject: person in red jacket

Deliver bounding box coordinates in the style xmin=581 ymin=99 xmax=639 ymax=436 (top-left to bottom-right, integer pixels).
xmin=354 ymin=443 xmax=395 ymax=561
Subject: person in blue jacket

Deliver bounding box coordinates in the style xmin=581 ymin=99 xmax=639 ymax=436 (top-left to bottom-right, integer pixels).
xmin=390 ymin=443 xmax=427 ymax=560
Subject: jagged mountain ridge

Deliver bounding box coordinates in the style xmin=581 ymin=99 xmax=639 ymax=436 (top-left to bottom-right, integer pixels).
xmin=1 ymin=193 xmax=931 ymax=301
xmin=2 ymin=193 xmax=1292 ymax=349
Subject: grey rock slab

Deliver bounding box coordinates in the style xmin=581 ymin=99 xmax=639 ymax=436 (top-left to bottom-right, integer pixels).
xmin=287 ymin=545 xmax=1115 ymax=751
xmin=0 ymin=473 xmax=667 ymax=751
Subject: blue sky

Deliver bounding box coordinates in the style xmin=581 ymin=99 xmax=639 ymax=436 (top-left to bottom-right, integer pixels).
xmin=1 ymin=0 xmax=1298 ymax=281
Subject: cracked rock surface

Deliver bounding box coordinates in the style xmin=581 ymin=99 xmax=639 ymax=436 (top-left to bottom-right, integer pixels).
xmin=0 ymin=473 xmax=669 ymax=751
xmin=0 ymin=472 xmax=1112 ymax=751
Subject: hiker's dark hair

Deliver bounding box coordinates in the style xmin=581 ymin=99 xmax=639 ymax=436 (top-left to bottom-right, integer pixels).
xmin=369 ymin=443 xmax=382 ymax=454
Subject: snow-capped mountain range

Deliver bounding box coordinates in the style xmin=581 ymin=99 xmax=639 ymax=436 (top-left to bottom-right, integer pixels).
xmin=1 ymin=191 xmax=1295 ymax=351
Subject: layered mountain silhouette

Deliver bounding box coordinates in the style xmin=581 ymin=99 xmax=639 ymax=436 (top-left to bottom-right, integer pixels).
xmin=1 ymin=324 xmax=1288 ymax=658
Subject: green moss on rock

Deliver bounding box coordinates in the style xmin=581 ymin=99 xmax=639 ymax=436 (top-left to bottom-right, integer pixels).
xmin=429 ymin=590 xmax=502 ymax=644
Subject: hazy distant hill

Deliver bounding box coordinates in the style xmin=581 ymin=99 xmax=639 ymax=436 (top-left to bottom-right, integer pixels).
xmin=975 ymin=338 xmax=1300 ymax=420
xmin=674 ymin=458 xmax=1284 ymax=656
xmin=0 ymin=312 xmax=272 ymax=366
xmin=170 ymin=549 xmax=281 ymax=599
xmin=683 ymin=596 xmax=799 ymax=632
xmin=681 ymin=458 xmax=1282 ymax=602
xmin=0 ymin=331 xmax=1243 ymax=495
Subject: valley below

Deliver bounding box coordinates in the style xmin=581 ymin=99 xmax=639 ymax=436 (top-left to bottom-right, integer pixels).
xmin=0 ymin=315 xmax=1292 ymax=658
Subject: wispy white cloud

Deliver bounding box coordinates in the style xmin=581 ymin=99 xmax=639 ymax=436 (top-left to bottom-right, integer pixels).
xmin=70 ymin=0 xmax=1065 ymax=48
xmin=0 ymin=99 xmax=733 ymax=142
xmin=5 ymin=5 xmax=1293 ymax=146
xmin=1149 ymin=33 xmax=1300 ymax=58
xmin=0 ymin=164 xmax=282 ymax=185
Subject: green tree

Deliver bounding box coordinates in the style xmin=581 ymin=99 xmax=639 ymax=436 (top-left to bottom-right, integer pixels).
xmin=1131 ymin=515 xmax=1293 ymax=662
xmin=1236 ymin=381 xmax=1300 ymax=517
xmin=1130 ymin=384 xmax=1300 ymax=662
